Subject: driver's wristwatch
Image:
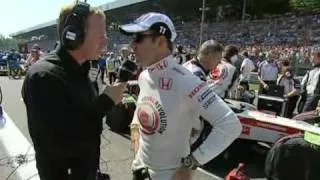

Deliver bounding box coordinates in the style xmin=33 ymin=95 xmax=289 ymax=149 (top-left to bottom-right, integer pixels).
xmin=181 ymin=155 xmax=200 ymax=170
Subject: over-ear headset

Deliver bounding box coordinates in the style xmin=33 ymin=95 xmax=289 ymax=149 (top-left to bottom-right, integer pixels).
xmin=60 ymin=0 xmax=90 ymax=50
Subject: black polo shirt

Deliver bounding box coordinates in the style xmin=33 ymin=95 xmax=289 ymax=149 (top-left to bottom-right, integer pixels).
xmin=22 ymin=46 xmax=114 ymax=156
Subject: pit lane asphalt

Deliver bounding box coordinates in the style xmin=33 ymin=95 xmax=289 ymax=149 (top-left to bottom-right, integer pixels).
xmin=0 ymin=76 xmax=221 ymax=180
xmin=0 ymin=76 xmax=266 ymax=180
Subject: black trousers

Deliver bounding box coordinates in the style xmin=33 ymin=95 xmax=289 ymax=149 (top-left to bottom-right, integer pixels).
xmin=35 ymin=146 xmax=100 ymax=180
xmin=108 ymin=72 xmax=117 ymax=85
xmin=98 ymin=68 xmax=106 ymax=82
xmin=259 ymin=80 xmax=276 ymax=95
xmin=285 ymin=96 xmax=299 ymax=118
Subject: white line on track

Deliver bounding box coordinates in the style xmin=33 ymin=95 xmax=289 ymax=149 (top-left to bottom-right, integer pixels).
xmin=0 ymin=110 xmax=39 ymax=180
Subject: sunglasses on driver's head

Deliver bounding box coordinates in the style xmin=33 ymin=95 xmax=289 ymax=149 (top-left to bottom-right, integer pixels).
xmin=133 ymin=33 xmax=159 ymax=43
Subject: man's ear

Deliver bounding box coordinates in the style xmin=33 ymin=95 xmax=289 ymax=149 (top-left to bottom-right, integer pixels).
xmin=157 ymin=36 xmax=167 ymax=49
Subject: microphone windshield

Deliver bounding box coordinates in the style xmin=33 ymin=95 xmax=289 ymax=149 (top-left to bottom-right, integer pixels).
xmin=118 ymin=60 xmax=137 ymax=82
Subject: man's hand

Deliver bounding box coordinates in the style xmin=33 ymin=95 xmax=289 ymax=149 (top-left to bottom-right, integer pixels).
xmin=171 ymin=167 xmax=193 ymax=180
xmin=263 ymin=83 xmax=269 ymax=90
xmin=103 ymin=82 xmax=126 ymax=104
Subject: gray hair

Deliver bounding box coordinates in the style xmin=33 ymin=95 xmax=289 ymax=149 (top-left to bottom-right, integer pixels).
xmin=198 ymin=40 xmax=223 ymax=57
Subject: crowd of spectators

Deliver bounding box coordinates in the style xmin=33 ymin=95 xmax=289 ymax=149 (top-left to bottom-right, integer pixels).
xmin=104 ymin=13 xmax=319 ymax=69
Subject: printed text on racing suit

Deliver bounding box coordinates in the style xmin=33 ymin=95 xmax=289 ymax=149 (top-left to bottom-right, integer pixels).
xmin=131 ymin=56 xmax=242 ymax=179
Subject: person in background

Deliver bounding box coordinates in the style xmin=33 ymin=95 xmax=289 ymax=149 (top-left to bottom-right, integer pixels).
xmin=299 ymin=46 xmax=320 ymax=112
xmin=235 ymin=79 xmax=255 ymax=104
xmin=183 ymin=40 xmax=223 ymax=81
xmin=258 ymin=50 xmax=280 ymax=94
xmin=279 ymin=59 xmax=290 ymax=75
xmin=256 ymin=52 xmax=266 ymax=68
xmin=240 ymin=51 xmax=255 ymax=81
xmin=114 ymin=52 xmax=122 ymax=76
xmin=6 ymin=49 xmax=22 ymax=76
xmin=293 ymin=99 xmax=320 ymax=125
xmin=27 ymin=48 xmax=41 ymax=66
xmin=183 ymin=40 xmax=224 ymax=150
xmin=31 ymin=44 xmax=45 ymax=57
xmin=277 ymin=67 xmax=301 ymax=118
xmin=119 ymin=46 xmax=131 ymax=62
xmin=106 ymin=52 xmax=117 ymax=84
xmin=98 ymin=54 xmax=107 ymax=84
xmin=209 ymin=45 xmax=239 ymax=99
xmin=175 ymin=45 xmax=187 ymax=65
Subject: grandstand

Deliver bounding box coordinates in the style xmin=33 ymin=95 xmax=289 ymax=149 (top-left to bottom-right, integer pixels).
xmin=10 ymin=0 xmax=320 ymax=53
xmin=10 ymin=0 xmax=218 ymax=51
xmin=10 ymin=0 xmax=201 ymax=51
xmin=10 ymin=0 xmax=157 ymax=51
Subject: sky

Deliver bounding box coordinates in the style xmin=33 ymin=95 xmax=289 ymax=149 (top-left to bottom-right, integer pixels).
xmin=0 ymin=0 xmax=117 ymax=37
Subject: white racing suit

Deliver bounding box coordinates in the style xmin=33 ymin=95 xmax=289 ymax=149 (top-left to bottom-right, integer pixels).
xmin=131 ymin=56 xmax=242 ymax=180
xmin=183 ymin=60 xmax=208 ymax=82
xmin=183 ymin=60 xmax=211 ymax=147
xmin=209 ymin=61 xmax=238 ymax=99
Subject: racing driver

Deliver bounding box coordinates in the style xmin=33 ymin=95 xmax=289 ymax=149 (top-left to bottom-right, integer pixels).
xmin=119 ymin=12 xmax=242 ymax=180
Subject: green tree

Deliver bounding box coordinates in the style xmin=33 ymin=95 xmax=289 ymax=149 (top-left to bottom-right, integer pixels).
xmin=290 ymin=0 xmax=320 ymax=11
xmin=0 ymin=34 xmax=18 ymax=51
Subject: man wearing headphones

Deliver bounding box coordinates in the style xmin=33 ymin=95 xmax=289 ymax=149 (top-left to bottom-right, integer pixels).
xmin=21 ymin=2 xmax=125 ymax=180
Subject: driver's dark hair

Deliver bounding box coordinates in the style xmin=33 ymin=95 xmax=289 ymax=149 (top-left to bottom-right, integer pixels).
xmin=166 ymin=38 xmax=173 ymax=52
xmin=150 ymin=31 xmax=173 ymax=52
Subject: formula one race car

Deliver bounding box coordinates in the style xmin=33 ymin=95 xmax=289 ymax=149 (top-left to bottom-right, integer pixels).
xmin=224 ymin=98 xmax=320 ymax=145
xmin=106 ymin=81 xmax=320 ymax=148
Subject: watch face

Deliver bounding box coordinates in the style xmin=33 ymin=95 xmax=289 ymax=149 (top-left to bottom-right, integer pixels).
xmin=184 ymin=157 xmax=192 ymax=167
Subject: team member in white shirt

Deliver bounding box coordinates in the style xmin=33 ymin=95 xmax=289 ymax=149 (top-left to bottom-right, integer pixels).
xmin=183 ymin=40 xmax=224 ymax=150
xmin=119 ymin=12 xmax=242 ymax=180
xmin=258 ymin=50 xmax=280 ymax=94
xmin=240 ymin=52 xmax=255 ymax=81
xmin=183 ymin=40 xmax=223 ymax=82
xmin=209 ymin=45 xmax=239 ymax=99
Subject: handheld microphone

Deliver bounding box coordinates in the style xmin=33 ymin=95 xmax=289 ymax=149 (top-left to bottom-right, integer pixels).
xmin=117 ymin=60 xmax=138 ymax=82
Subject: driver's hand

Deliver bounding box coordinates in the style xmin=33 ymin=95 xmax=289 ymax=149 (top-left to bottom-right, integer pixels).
xmin=130 ymin=124 xmax=140 ymax=155
xmin=172 ymin=167 xmax=193 ymax=180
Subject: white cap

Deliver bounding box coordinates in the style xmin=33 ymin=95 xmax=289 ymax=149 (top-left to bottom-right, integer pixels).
xmin=119 ymin=12 xmax=177 ymax=42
